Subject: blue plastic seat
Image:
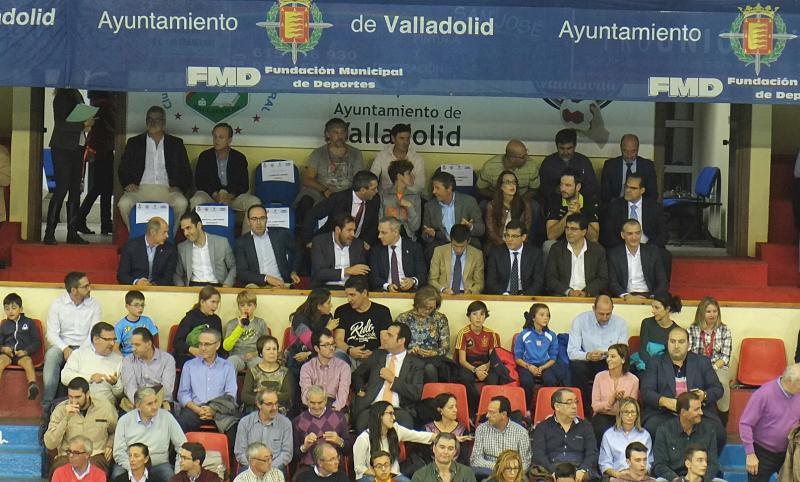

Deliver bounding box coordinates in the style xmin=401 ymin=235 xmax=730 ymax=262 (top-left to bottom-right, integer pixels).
xmin=663 ymin=167 xmax=722 ymax=246
xmin=195 ymin=203 xmax=235 ymax=248
xmin=128 ymin=202 xmax=175 ymax=242
xmin=255 ymin=160 xmax=300 ymax=207
xmin=43 ymin=148 xmax=56 ymax=192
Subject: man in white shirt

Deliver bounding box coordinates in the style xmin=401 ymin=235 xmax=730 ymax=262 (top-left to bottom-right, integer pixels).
xmin=370 ymin=123 xmax=427 ymax=194
xmin=43 ymin=271 xmax=102 ymax=410
xmin=607 ymin=219 xmax=667 ymax=299
xmin=310 ymin=213 xmax=369 ymax=288
xmin=235 ymin=205 xmax=300 ymax=288
xmin=117 ymin=106 xmax=192 ymax=230
xmin=545 ymin=213 xmax=608 ymax=297
xmin=61 ymin=322 xmax=123 ymax=406
xmin=174 ymin=211 xmax=236 ymax=287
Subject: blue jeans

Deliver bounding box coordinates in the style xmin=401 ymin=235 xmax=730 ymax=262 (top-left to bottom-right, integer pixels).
xmin=111 ymin=463 xmax=174 ymax=482
xmin=43 ymin=346 xmax=66 ymax=408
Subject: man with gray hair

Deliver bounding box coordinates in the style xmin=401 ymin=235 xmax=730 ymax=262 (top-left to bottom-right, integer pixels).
xmin=368 ymin=216 xmax=427 ymax=292
xmin=233 ymin=443 xmax=285 ymax=482
xmin=235 ymin=388 xmax=293 ymax=471
xmin=739 ymin=363 xmax=800 ymax=481
xmin=117 ymin=216 xmax=178 ymax=286
xmin=293 ymin=442 xmax=349 ymax=482
xmin=177 ymin=328 xmax=238 ymax=443
xmin=293 ymin=385 xmax=348 ymax=466
xmin=112 ymin=385 xmax=187 ymax=481
xmin=50 ymin=436 xmax=106 ymax=482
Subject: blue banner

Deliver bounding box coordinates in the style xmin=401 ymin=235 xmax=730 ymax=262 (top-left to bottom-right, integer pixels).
xmin=3 ymin=0 xmax=800 ymax=103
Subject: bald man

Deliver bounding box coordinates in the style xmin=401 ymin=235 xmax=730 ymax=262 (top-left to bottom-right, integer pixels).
xmin=477 ymin=139 xmax=541 ymax=201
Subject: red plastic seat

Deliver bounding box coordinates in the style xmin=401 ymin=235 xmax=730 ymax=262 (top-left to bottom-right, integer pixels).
xmin=737 ymin=338 xmax=787 ymax=386
xmin=167 ymin=324 xmax=178 ymax=353
xmin=727 ymin=388 xmax=753 ymax=434
xmin=475 ymin=385 xmax=527 ymax=426
xmin=7 ymin=318 xmax=45 ymax=370
xmin=422 ymin=382 xmax=472 ymax=430
xmin=185 ymin=432 xmax=230 ymax=481
xmin=282 ymin=326 xmax=291 ymax=351
xmin=533 ymin=386 xmax=585 ymax=426
xmin=628 ymin=335 xmax=640 ymax=355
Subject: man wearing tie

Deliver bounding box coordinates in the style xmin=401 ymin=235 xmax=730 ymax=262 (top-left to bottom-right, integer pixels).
xmin=117 ymin=216 xmax=177 ymax=286
xmin=368 ymin=217 xmax=427 ymax=292
xmin=352 ymin=321 xmax=425 ymax=431
xmin=600 ymin=134 xmax=658 ymax=206
xmin=602 ymin=173 xmax=672 ymax=280
xmin=428 ymin=224 xmax=484 ymax=294
xmin=305 ymin=170 xmax=380 ymax=249
xmin=485 ymin=219 xmax=544 ymax=295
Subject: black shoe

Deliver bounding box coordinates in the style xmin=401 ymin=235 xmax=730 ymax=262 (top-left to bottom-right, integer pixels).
xmin=43 ymin=234 xmax=57 ymax=245
xmin=74 ymin=223 xmax=95 ymax=235
xmin=66 ymin=232 xmax=89 ymax=245
xmin=27 ymin=383 xmax=39 ymax=400
xmin=101 ymin=225 xmax=113 ymax=236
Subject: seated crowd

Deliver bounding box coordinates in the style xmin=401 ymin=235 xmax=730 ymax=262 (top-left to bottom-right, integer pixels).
xmin=5 ymin=112 xmax=795 ymax=482
xmin=2 ymin=264 xmax=798 ymax=482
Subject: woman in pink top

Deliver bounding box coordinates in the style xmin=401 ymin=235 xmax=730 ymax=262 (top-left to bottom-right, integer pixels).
xmin=591 ymin=343 xmax=639 ymax=444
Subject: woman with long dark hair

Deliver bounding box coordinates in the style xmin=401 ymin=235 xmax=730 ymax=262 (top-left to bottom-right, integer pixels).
xmin=353 ymin=401 xmax=434 ymax=482
xmin=285 ymin=288 xmax=338 ymax=370
xmin=514 ymin=303 xmax=567 ymax=404
xmin=173 ymin=286 xmax=223 ymax=368
xmin=591 ymin=343 xmax=639 ymax=441
xmin=485 ymin=170 xmax=533 ymax=248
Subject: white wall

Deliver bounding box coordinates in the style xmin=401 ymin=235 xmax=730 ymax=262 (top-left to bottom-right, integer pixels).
xmin=692 ymin=103 xmax=730 ymax=240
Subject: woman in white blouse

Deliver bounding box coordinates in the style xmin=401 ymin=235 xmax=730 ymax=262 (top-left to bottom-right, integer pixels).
xmin=353 ymin=401 xmax=435 ymax=482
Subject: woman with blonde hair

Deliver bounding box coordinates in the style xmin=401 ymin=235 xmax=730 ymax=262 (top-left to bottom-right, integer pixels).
xmin=598 ymin=398 xmax=652 ymax=480
xmin=395 ymin=286 xmax=450 ymax=383
xmin=689 ymin=296 xmax=732 ymax=416
xmin=486 ymin=450 xmax=525 ymax=482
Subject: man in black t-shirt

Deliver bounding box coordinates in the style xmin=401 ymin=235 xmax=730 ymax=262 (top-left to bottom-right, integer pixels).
xmin=544 ymin=167 xmax=600 ymax=260
xmin=333 ymin=275 xmax=392 ymax=368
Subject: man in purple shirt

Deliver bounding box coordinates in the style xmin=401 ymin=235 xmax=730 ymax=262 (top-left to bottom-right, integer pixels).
xmin=740 ymin=363 xmax=800 ymax=482
xmin=177 ymin=328 xmax=238 ymax=447
xmin=299 ymin=329 xmax=351 ymax=411
xmin=293 ymin=385 xmax=349 ymax=466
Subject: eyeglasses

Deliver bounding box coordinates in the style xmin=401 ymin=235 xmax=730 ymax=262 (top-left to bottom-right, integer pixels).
xmin=318 ymin=343 xmax=336 ymax=349
xmin=251 ymin=456 xmax=272 ymax=463
xmin=249 ymin=216 xmax=267 ymax=222
xmin=556 ymin=399 xmax=578 ymax=405
xmin=99 ymin=336 xmax=117 ymax=343
xmin=503 ymin=233 xmax=522 ymax=239
xmin=373 ymin=462 xmax=391 ymax=470
xmin=67 ymin=450 xmax=87 ymax=457
xmin=503 ymin=466 xmax=521 ymax=473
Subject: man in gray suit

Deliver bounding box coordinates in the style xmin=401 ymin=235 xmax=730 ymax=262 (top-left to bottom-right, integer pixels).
xmin=174 ymin=211 xmax=236 ymax=287
xmin=421 ymin=170 xmax=484 ymax=260
xmin=545 ymin=213 xmax=608 ymax=297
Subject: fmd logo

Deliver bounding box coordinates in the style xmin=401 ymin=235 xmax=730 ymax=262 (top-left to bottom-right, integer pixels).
xmin=648 ymin=77 xmax=724 ymax=98
xmin=256 ymin=0 xmax=333 ymax=65
xmin=719 ymin=4 xmax=797 ymax=75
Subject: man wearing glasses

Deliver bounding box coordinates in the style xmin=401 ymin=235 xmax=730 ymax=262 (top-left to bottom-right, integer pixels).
xmin=176 ymin=329 xmax=239 ymax=446
xmin=234 ymin=443 xmax=284 ymax=482
xmin=532 ymin=389 xmax=599 ymax=482
xmin=299 ymin=330 xmax=351 ymax=411
xmin=44 ymin=377 xmax=117 ymax=476
xmin=60 ymin=322 xmax=123 ymax=406
xmin=50 ymin=436 xmax=107 ymax=482
xmin=117 ymin=105 xmax=192 ymax=231
xmin=235 ymin=204 xmax=300 ymax=288
xmin=235 ymin=389 xmax=293 ymax=472
xmin=292 ymin=442 xmax=349 ymax=482
xmin=484 ymin=219 xmax=544 ymax=295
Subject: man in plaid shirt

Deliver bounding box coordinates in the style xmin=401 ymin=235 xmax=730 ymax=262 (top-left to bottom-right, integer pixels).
xmin=470 ymin=396 xmax=531 ymax=480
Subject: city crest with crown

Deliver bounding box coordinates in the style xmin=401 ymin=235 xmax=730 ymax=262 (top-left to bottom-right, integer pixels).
xmin=257 ymin=0 xmax=333 ymax=65
xmin=719 ymin=4 xmax=797 ymax=75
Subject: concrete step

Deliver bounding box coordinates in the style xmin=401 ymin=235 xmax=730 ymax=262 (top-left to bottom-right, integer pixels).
xmin=10 ymin=243 xmax=119 ymax=271
xmin=672 ymin=257 xmax=769 ymax=288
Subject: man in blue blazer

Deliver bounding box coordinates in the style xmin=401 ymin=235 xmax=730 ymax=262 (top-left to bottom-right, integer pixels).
xmin=235 ymin=205 xmax=299 ymax=288
xmin=310 ymin=213 xmax=369 ymax=288
xmin=117 ymin=216 xmax=177 ymax=286
xmin=641 ymin=326 xmax=726 ymax=452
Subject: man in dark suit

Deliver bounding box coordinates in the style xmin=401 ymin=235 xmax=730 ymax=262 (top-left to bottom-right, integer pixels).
xmin=602 ymin=173 xmax=672 ymax=281
xmin=310 ymin=213 xmax=369 ymax=288
xmin=368 ymin=217 xmax=427 ymax=292
xmin=641 ymin=326 xmax=726 ymax=452
xmin=235 ymin=204 xmax=299 ymax=288
xmin=545 ymin=213 xmax=608 ymax=297
xmin=600 ymin=134 xmax=658 ymax=206
xmin=117 ymin=106 xmax=192 ymax=231
xmin=188 ymin=122 xmax=261 ymax=233
xmin=117 ymin=216 xmax=177 ymax=286
xmin=304 ymin=170 xmax=380 ymax=249
xmin=352 ymin=321 xmax=425 ymax=431
xmin=607 ymin=219 xmax=668 ymax=299
xmin=421 ymin=170 xmax=485 ymax=260
xmin=485 ymin=219 xmax=544 ymax=295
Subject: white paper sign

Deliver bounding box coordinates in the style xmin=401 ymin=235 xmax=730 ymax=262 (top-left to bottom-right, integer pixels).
xmin=134 ymin=202 xmax=169 ymax=224
xmin=195 ymin=205 xmax=230 ymax=227
xmin=266 ymin=207 xmax=291 ymax=229
xmin=261 ymin=160 xmax=295 ymax=182
xmin=441 ymin=164 xmax=474 ymax=187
